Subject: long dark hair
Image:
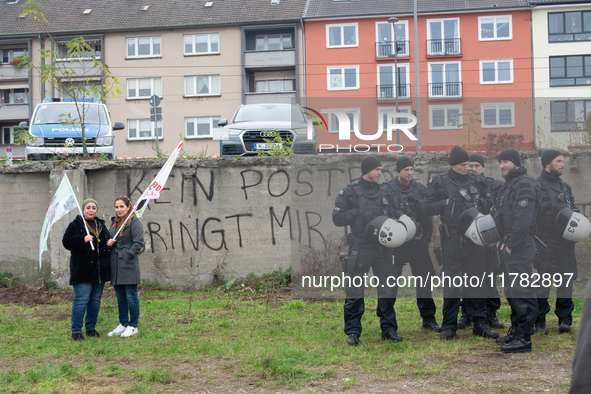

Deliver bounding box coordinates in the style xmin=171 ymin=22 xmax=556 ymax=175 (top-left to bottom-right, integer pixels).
xmin=114 ymin=196 xmax=136 ymax=228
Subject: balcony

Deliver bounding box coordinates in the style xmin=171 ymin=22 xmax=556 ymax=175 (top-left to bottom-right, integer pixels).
xmin=0 ymin=102 xmax=29 ymax=121
xmin=428 ymin=82 xmax=462 ymax=99
xmin=426 ymin=38 xmax=462 ymax=57
xmin=375 ymin=40 xmax=410 ymax=59
xmin=376 ymin=84 xmax=411 ymax=101
xmin=0 ymin=64 xmax=28 ymax=79
xmin=244 ymin=50 xmax=296 ymax=68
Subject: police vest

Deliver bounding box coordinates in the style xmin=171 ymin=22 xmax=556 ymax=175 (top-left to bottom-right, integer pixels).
xmin=385 ymin=180 xmax=426 ymax=227
xmin=537 ymin=175 xmax=575 ymax=238
xmin=492 ymin=175 xmax=541 ymax=237
xmin=438 ymin=173 xmax=481 ymax=231
xmin=348 ymin=183 xmax=390 ymax=236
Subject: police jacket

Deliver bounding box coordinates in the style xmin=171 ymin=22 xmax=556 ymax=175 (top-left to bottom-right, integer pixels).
xmin=333 ymin=177 xmax=401 ymax=242
xmin=492 ymin=166 xmax=541 ymax=251
xmin=483 ymin=174 xmax=504 ymax=201
xmin=536 ymin=169 xmax=577 ymax=241
xmin=423 ymin=169 xmax=493 ymax=235
xmin=385 ymin=177 xmax=434 ymax=241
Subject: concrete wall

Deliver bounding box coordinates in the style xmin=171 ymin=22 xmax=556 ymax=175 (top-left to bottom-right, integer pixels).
xmin=2 ymin=151 xmax=591 ymax=287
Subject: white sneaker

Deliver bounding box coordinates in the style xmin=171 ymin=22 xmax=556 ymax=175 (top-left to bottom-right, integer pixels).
xmin=108 ymin=324 xmax=127 ymax=337
xmin=121 ymin=326 xmax=138 ymax=337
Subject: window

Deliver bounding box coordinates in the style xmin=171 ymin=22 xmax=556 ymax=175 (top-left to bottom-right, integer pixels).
xmin=56 ymin=42 xmax=101 ymax=60
xmin=185 ymin=116 xmax=220 ymax=138
xmin=128 ymin=119 xmax=162 ymax=140
xmin=379 ymin=106 xmax=412 ymax=131
xmin=548 ymin=11 xmax=591 ymax=42
xmin=427 ymin=18 xmax=460 ymax=55
xmin=429 ymin=104 xmax=462 ymax=129
xmin=252 ymin=70 xmax=295 ymax=93
xmin=127 ymin=78 xmax=162 ymax=99
xmin=184 ymin=33 xmax=219 ymax=55
xmin=550 ymin=100 xmax=591 ymax=132
xmin=325 ymin=108 xmax=360 ymax=134
xmin=127 ymin=36 xmax=161 ymax=58
xmin=326 ymin=23 xmax=358 ymax=48
xmin=55 ymin=81 xmax=101 ymax=100
xmin=478 ymin=16 xmax=512 ymax=40
xmin=327 ymin=66 xmax=359 ymax=90
xmin=1 ymin=47 xmax=27 ymax=63
xmin=480 ymin=59 xmax=513 ymax=84
xmin=428 ymin=62 xmax=461 ymax=98
xmin=0 ymin=88 xmax=28 ymax=104
xmin=376 ymin=21 xmax=409 ymax=57
xmin=549 ymin=55 xmax=591 ymax=87
xmin=2 ymin=127 xmax=14 ymax=144
xmin=255 ymin=34 xmax=292 ymax=51
xmin=185 ymin=75 xmax=220 ymax=96
xmin=377 ymin=64 xmax=410 ymax=99
xmin=481 ymin=103 xmax=514 ymax=128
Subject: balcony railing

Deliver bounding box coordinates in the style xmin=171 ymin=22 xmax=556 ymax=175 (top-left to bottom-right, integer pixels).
xmin=428 ymin=82 xmax=462 ymax=98
xmin=426 ymin=38 xmax=461 ymax=56
xmin=375 ymin=40 xmax=410 ymax=58
xmin=376 ymin=84 xmax=411 ymax=101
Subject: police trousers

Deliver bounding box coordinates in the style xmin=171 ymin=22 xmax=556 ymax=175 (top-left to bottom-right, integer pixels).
xmin=344 ymin=244 xmax=397 ymax=336
xmin=500 ymin=236 xmax=538 ymax=336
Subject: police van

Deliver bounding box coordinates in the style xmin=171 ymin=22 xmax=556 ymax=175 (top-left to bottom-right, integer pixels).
xmin=19 ymin=98 xmax=124 ymax=160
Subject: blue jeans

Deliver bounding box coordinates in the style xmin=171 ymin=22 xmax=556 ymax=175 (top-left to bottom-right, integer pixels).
xmin=72 ymin=283 xmax=105 ymax=334
xmin=114 ymin=285 xmax=140 ymax=328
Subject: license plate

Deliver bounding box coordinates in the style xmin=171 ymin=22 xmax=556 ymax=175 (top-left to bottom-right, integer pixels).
xmin=254 ymin=143 xmax=282 ymax=150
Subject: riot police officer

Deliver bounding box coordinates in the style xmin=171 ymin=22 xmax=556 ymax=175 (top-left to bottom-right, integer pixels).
xmin=424 ymin=146 xmax=498 ymax=340
xmin=333 ymin=156 xmax=403 ymax=346
xmin=535 ymin=150 xmax=578 ymax=334
xmin=492 ymin=148 xmax=540 ymax=353
xmin=385 ymin=157 xmax=440 ymax=332
xmin=459 ymin=153 xmax=504 ymax=330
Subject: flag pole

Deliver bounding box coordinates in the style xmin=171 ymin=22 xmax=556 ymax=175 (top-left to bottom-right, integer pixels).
xmin=64 ymin=175 xmax=95 ymax=251
xmin=110 ymin=189 xmax=147 ymax=240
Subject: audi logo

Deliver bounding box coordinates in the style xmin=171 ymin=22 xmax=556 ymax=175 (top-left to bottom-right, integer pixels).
xmin=64 ymin=138 xmax=76 ymax=147
xmin=259 ymin=131 xmax=278 ymax=138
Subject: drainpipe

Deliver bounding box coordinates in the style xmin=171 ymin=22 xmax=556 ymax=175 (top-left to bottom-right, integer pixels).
xmin=38 ymin=33 xmax=45 ymax=101
xmin=300 ymin=18 xmax=306 ymax=108
xmin=530 ymin=3 xmax=536 ymax=149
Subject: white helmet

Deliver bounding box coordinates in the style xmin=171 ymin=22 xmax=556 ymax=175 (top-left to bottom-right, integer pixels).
xmin=366 ymin=216 xmax=407 ymax=248
xmin=459 ymin=207 xmax=501 ymax=247
xmin=398 ymin=214 xmax=422 ymax=242
xmin=555 ymin=208 xmax=591 ymax=242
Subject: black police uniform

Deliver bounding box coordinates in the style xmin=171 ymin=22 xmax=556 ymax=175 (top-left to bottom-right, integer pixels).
xmin=424 ymin=169 xmax=493 ymax=332
xmin=385 ymin=177 xmax=437 ymax=324
xmin=333 ymin=177 xmax=401 ymax=338
xmin=535 ymin=169 xmax=578 ymax=327
xmin=492 ymin=166 xmax=540 ymax=343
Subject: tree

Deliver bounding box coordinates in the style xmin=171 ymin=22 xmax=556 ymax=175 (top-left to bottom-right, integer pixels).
xmin=17 ymin=0 xmax=122 ymax=158
xmin=457 ymin=105 xmax=481 ymax=153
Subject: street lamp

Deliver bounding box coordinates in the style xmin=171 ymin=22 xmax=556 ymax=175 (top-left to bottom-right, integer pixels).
xmin=388 ymin=17 xmax=400 ymax=146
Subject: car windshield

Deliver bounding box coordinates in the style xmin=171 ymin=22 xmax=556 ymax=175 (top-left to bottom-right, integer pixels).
xmin=233 ymin=104 xmax=307 ymax=124
xmin=33 ymin=104 xmax=109 ymax=125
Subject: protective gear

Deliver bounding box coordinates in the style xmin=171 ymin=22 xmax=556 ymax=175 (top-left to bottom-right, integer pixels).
xmin=459 ymin=208 xmax=501 ymax=247
xmin=398 ymin=214 xmax=422 ymax=242
xmin=555 ymin=208 xmax=591 ymax=242
xmin=366 ymin=216 xmax=407 ymax=248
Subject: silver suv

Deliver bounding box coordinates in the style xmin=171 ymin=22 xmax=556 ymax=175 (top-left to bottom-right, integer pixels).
xmin=219 ymin=103 xmax=317 ymax=157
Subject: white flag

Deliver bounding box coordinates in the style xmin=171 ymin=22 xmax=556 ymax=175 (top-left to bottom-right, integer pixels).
xmin=39 ymin=175 xmax=80 ymax=268
xmin=135 ymin=141 xmax=183 ymax=218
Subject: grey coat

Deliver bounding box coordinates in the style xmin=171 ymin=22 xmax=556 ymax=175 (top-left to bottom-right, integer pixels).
xmin=109 ymin=216 xmax=144 ymax=285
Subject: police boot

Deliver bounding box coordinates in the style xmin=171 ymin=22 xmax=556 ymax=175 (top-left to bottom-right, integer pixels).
xmin=346 ymin=334 xmax=360 ymax=346
xmin=500 ymin=332 xmax=532 ymax=353
xmin=440 ymin=329 xmax=457 ymax=340
xmin=422 ymin=319 xmax=442 ymax=333
xmin=472 ymin=319 xmax=499 ymax=339
xmin=457 ymin=305 xmax=472 ymax=329
xmin=496 ymin=326 xmax=517 ymax=344
xmin=487 ymin=307 xmax=504 ymax=329
xmin=382 ymin=330 xmax=403 ymax=343
xmin=535 ymin=316 xmax=549 ymax=335
xmin=559 ymin=321 xmax=571 ymax=333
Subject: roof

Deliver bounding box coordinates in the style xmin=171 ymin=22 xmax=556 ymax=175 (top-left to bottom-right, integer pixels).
xmin=0 ymin=0 xmax=307 ymax=38
xmin=303 ymin=0 xmax=533 ymax=19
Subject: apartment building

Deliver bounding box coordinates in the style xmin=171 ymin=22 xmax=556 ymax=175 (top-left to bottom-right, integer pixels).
xmin=303 ymin=0 xmax=534 ymax=153
xmin=531 ymin=0 xmax=591 ymax=150
xmin=0 ymin=0 xmax=306 ymax=159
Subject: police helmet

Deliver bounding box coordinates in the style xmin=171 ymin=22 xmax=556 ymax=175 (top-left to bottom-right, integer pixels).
xmin=398 ymin=214 xmax=422 ymax=242
xmin=459 ymin=207 xmax=501 ymax=247
xmin=366 ymin=216 xmax=407 ymax=248
xmin=555 ymin=208 xmax=591 ymax=242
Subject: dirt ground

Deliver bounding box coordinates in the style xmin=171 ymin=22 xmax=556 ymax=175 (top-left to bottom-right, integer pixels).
xmin=0 ymin=283 xmax=575 ymax=393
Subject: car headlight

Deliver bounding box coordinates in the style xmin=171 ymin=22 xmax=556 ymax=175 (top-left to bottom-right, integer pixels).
xmin=95 ymin=136 xmax=113 ymax=146
xmin=27 ymin=136 xmax=44 ymax=147
xmin=229 ymin=129 xmax=242 ymax=135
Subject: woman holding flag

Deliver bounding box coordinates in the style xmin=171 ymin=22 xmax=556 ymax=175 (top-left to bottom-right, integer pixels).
xmin=107 ymin=196 xmax=145 ymax=338
xmin=62 ymin=198 xmax=111 ymax=341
